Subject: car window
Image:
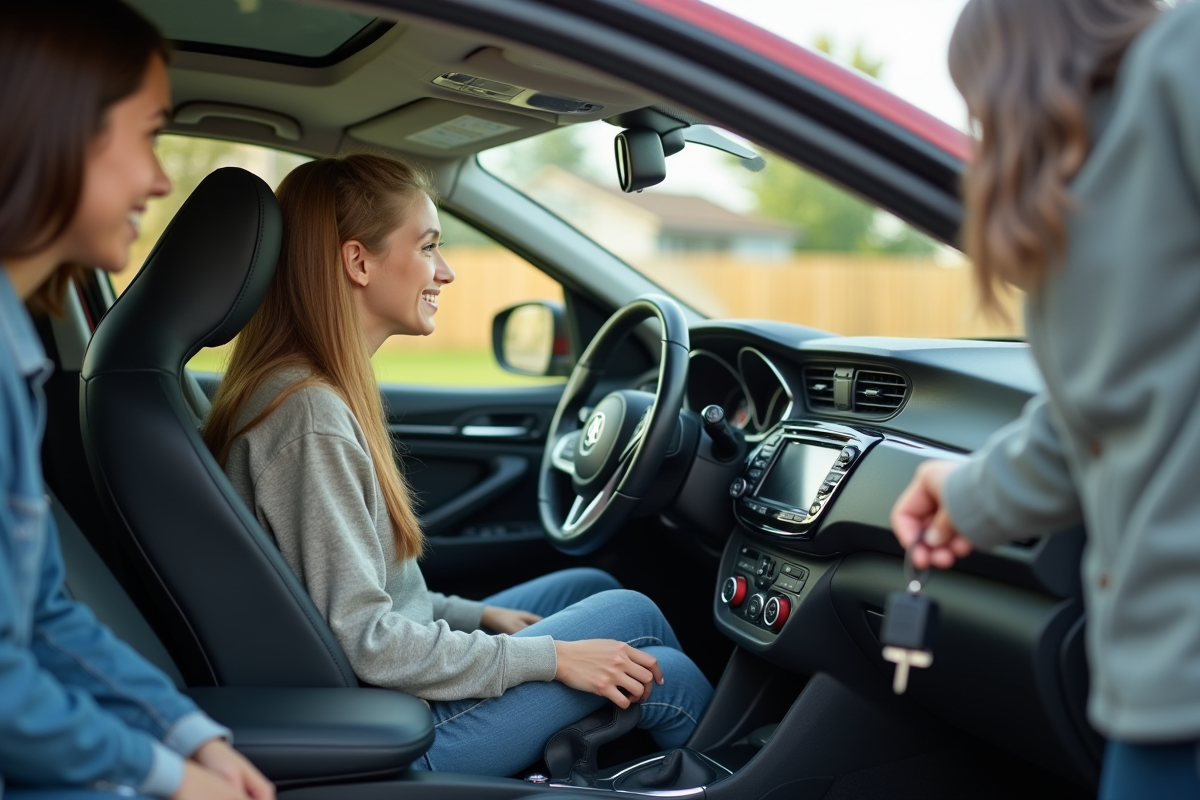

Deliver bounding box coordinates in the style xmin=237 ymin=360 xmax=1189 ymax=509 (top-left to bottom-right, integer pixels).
xmin=479 ymin=122 xmax=1023 ymax=340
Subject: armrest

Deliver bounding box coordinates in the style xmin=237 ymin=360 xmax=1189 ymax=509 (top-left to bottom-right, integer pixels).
xmin=187 ymin=687 xmax=433 ymax=786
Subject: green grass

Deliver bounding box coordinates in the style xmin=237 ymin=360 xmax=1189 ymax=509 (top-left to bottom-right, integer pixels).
xmin=186 ymin=347 xmax=564 ymax=388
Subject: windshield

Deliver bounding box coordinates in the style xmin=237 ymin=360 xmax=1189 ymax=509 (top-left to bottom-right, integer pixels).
xmin=479 ymin=122 xmax=1022 ymax=339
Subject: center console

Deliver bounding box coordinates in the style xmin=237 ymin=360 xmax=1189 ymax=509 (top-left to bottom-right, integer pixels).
xmin=720 ymin=421 xmax=879 ymax=639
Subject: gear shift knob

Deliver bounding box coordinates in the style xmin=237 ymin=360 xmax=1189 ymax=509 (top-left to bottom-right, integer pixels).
xmin=702 ymin=404 xmax=740 ymax=462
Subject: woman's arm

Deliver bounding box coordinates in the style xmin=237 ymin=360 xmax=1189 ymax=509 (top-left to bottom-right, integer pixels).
xmin=893 ymin=393 xmax=1083 ymax=568
xmin=427 ymin=591 xmax=485 ymax=631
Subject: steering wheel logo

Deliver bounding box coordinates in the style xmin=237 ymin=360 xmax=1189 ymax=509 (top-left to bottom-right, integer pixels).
xmin=580 ymin=412 xmax=606 ymax=454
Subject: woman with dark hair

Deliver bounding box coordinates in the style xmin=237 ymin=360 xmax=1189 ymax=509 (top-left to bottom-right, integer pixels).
xmin=0 ymin=2 xmax=273 ymax=799
xmin=890 ymin=0 xmax=1200 ymax=797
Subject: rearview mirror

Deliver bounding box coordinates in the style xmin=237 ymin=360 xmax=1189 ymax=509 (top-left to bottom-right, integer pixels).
xmin=492 ymin=300 xmax=573 ymax=377
xmin=615 ymin=128 xmax=666 ymax=193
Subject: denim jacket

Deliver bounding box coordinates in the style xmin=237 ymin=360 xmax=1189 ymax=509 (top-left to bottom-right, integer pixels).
xmin=0 ymin=270 xmax=228 ymax=797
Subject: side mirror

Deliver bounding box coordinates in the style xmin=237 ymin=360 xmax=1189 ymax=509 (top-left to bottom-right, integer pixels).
xmin=615 ymin=128 xmax=666 ymax=193
xmin=492 ymin=300 xmax=573 ymax=377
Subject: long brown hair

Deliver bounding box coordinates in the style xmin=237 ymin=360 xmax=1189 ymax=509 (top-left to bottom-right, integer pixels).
xmin=204 ymin=154 xmax=432 ymax=561
xmin=0 ymin=0 xmax=168 ymax=315
xmin=949 ymin=0 xmax=1158 ymax=310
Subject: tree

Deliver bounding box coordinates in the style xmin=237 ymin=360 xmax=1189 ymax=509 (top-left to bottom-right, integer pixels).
xmin=488 ymin=124 xmax=592 ymax=181
xmin=747 ymin=37 xmax=936 ymax=255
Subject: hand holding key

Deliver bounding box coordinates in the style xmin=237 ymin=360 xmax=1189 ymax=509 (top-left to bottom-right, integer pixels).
xmin=890 ymin=460 xmax=973 ymax=570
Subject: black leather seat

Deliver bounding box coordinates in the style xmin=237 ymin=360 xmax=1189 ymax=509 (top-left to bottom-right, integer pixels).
xmin=79 ymin=167 xmax=377 ymax=690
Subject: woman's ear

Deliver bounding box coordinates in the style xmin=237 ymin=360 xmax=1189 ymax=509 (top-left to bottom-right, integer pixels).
xmin=341 ymin=240 xmax=370 ymax=288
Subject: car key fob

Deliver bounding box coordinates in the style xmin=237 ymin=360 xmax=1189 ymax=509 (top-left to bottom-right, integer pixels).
xmin=881 ymin=537 xmax=938 ymax=694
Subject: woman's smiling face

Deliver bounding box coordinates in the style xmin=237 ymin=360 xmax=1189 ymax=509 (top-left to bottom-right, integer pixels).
xmin=344 ymin=191 xmax=456 ymax=351
xmin=68 ymin=55 xmax=172 ymax=273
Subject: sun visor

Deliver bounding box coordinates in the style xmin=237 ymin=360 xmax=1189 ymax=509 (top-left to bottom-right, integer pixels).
xmin=348 ymin=99 xmax=553 ymax=158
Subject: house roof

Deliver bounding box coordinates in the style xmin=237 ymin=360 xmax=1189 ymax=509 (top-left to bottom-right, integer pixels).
xmin=619 ymin=190 xmax=797 ymax=238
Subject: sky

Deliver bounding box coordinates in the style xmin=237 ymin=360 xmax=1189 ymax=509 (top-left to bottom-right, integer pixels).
xmin=699 ymin=0 xmax=971 ymax=129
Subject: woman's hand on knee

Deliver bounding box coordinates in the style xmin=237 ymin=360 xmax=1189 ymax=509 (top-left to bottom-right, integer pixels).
xmin=553 ymin=639 xmax=665 ymax=708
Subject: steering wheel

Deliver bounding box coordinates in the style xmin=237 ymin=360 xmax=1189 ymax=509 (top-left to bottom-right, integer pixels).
xmin=539 ymin=294 xmax=690 ymax=555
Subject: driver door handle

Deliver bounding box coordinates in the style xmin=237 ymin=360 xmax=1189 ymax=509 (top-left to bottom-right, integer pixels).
xmin=461 ymin=425 xmax=530 ymax=438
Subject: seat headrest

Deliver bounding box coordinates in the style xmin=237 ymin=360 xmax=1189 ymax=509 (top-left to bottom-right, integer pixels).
xmin=84 ymin=167 xmax=281 ymax=377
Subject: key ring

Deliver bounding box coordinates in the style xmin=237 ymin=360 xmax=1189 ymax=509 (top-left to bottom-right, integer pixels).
xmin=904 ymin=529 xmax=931 ymax=594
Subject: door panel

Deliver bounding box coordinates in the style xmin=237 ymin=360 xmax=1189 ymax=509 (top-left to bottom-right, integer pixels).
xmin=381 ymin=383 xmax=573 ymax=598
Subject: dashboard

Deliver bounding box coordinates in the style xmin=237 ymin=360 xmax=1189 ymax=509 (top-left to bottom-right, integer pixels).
xmin=668 ymin=320 xmax=1098 ymax=789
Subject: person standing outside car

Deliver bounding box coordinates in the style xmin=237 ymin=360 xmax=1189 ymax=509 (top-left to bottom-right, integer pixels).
xmin=0 ymin=3 xmax=273 ymax=799
xmin=891 ymin=0 xmax=1200 ymax=797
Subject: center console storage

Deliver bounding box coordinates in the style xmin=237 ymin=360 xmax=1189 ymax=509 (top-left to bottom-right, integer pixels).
xmin=187 ymin=687 xmax=434 ymax=787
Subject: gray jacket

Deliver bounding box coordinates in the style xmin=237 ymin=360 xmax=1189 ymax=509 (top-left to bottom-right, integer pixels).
xmin=944 ymin=3 xmax=1200 ymax=741
xmin=223 ymin=369 xmax=558 ymax=701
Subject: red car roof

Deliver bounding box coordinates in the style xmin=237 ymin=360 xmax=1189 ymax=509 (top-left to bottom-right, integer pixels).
xmin=633 ymin=0 xmax=971 ymax=162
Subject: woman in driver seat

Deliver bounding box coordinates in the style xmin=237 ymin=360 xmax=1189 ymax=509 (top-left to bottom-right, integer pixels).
xmin=202 ymin=153 xmax=711 ymax=776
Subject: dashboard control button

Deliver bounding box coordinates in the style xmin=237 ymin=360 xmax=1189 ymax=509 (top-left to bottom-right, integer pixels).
xmin=729 ymin=478 xmax=748 ymax=498
xmin=764 ymin=595 xmax=791 ymax=630
xmin=753 ymin=458 xmax=768 ymax=469
xmin=721 ymin=576 xmax=747 ymax=607
xmin=837 ymin=446 xmax=858 ymax=466
xmin=746 ymin=593 xmax=766 ymax=619
xmin=781 ymin=562 xmax=799 ymax=576
xmin=818 ymin=482 xmax=834 ymax=497
xmin=748 ymin=469 xmax=763 ymax=480
xmin=809 ymin=502 xmax=822 ymax=516
xmin=775 ymin=576 xmax=797 ymax=592
xmin=736 ymin=558 xmax=756 ymax=573
xmin=825 ymin=471 xmax=842 ymax=484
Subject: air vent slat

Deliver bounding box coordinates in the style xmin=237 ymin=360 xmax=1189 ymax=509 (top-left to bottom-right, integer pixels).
xmin=803 ymin=366 xmax=836 ymax=409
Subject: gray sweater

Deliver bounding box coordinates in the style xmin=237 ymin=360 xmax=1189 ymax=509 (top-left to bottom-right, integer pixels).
xmin=943 ymin=3 xmax=1200 ymax=741
xmin=223 ymin=369 xmax=558 ymax=700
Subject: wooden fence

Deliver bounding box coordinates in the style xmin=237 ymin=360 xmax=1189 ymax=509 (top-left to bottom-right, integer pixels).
xmin=378 ymin=247 xmax=1023 ymax=356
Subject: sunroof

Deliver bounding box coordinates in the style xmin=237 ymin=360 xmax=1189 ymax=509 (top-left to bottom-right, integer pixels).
xmin=128 ymin=0 xmax=377 ymax=61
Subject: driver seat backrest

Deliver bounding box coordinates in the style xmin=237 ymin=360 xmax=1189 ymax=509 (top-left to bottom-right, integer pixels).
xmin=80 ymin=167 xmax=357 ymax=688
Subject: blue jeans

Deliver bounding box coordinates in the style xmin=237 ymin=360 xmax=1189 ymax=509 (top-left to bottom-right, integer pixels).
xmin=1099 ymin=740 xmax=1200 ymax=800
xmin=412 ymin=568 xmax=713 ymax=775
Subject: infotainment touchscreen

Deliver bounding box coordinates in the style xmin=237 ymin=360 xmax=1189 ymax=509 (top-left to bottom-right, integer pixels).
xmin=756 ymin=441 xmax=841 ymax=510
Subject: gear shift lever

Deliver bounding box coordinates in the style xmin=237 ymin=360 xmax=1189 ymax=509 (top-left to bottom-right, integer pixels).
xmin=544 ymin=704 xmax=642 ymax=786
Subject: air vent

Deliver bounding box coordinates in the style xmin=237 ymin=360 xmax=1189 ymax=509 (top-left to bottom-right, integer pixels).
xmin=854 ymin=370 xmax=908 ymax=415
xmin=803 ymin=366 xmax=836 ymax=409
xmin=804 ymin=365 xmax=909 ymax=417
